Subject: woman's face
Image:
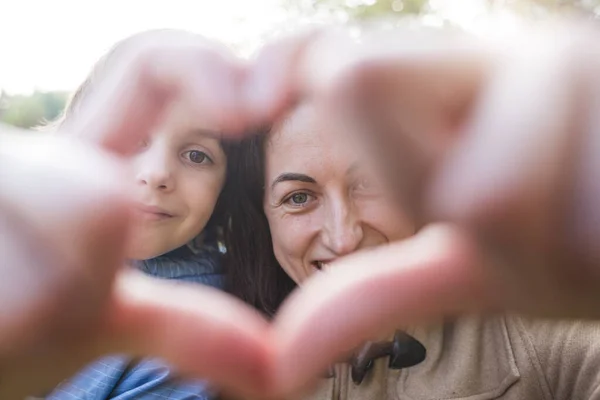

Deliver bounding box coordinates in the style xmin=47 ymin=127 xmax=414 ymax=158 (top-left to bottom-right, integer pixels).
xmin=128 ymin=105 xmax=227 ymax=260
xmin=263 ymin=104 xmax=414 ymax=284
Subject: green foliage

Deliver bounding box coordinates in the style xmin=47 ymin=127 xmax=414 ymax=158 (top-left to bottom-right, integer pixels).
xmin=2 ymin=0 xmax=598 ymax=132
xmin=282 ymin=0 xmax=431 ymax=20
xmin=0 ymin=90 xmax=69 ymax=129
xmin=282 ymin=0 xmax=600 ymax=20
xmin=314 ymin=0 xmax=430 ymax=18
xmin=491 ymin=0 xmax=600 ymax=17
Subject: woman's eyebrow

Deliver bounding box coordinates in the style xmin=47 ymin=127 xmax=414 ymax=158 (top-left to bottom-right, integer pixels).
xmin=271 ymin=173 xmax=316 ymax=191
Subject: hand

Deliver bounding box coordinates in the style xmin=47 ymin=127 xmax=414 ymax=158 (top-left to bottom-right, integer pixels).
xmin=4 ymin=23 xmax=600 ymax=400
xmin=0 ymin=28 xmax=326 ymax=398
xmin=268 ymin=224 xmax=477 ymax=395
xmin=262 ymin=22 xmax=600 ymax=396
xmin=0 ymin=29 xmax=294 ymax=398
xmin=291 ymin=21 xmax=600 ymax=318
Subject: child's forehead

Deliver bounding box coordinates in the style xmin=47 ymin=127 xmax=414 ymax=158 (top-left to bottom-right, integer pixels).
xmin=157 ymin=104 xmax=223 ymax=142
xmin=161 ymin=99 xmax=223 ymax=133
xmin=154 ymin=126 xmax=223 ymax=144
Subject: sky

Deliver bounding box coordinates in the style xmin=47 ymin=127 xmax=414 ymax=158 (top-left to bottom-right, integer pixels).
xmin=0 ymin=0 xmax=517 ymax=94
xmin=0 ymin=0 xmax=292 ymax=93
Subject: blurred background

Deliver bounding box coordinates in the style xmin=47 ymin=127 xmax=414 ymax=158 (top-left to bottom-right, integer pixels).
xmin=1 ymin=0 xmax=599 ymax=129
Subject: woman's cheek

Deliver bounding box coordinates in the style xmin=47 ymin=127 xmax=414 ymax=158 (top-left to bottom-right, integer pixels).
xmin=366 ymin=200 xmax=415 ymax=241
xmin=281 ymin=215 xmax=317 ymax=283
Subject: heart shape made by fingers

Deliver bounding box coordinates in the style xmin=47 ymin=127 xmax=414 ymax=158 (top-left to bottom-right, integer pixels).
xmin=7 ymin=22 xmax=600 ymax=400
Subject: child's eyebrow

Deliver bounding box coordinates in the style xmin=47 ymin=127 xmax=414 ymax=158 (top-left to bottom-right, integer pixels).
xmin=188 ymin=128 xmax=222 ymax=140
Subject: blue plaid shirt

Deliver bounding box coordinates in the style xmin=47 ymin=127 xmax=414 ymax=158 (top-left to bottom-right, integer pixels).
xmin=46 ymin=242 xmax=224 ymax=400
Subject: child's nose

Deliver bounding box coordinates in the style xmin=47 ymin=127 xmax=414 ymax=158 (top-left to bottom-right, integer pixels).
xmin=136 ymin=161 xmax=174 ymax=192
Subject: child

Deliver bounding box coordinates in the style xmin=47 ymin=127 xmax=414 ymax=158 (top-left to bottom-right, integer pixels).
xmin=46 ymin=30 xmax=234 ymax=400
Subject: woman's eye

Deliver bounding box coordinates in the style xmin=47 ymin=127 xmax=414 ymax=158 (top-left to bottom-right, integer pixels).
xmin=284 ymin=192 xmax=314 ymax=207
xmin=184 ymin=150 xmax=212 ymax=164
xmin=356 ymin=177 xmax=371 ymax=191
xmin=291 ymin=193 xmax=308 ymax=204
xmin=354 ymin=176 xmax=382 ymax=197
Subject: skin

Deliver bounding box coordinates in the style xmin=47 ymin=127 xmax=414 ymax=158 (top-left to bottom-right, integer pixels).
xmin=128 ymin=104 xmax=227 ymax=259
xmin=271 ymin=22 xmax=600 ymax=396
xmin=264 ymin=103 xmax=414 ymax=284
xmin=4 ymin=23 xmax=600 ymax=400
xmin=0 ymin=31 xmax=289 ymax=399
xmin=291 ymin=23 xmax=600 ymax=318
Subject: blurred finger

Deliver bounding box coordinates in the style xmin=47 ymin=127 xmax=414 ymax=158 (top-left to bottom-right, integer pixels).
xmin=272 ymin=225 xmax=486 ymax=396
xmin=428 ymin=25 xmax=600 ymax=317
xmin=244 ymin=29 xmax=322 ymax=129
xmin=0 ymin=132 xmax=133 ymax=397
xmin=297 ymin=28 xmax=493 ymax=224
xmin=61 ymin=31 xmax=248 ymax=155
xmin=107 ymin=271 xmax=274 ymax=399
xmin=0 ymin=133 xmax=130 ymax=282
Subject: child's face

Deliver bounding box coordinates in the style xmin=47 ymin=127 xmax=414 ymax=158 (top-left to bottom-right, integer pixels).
xmin=128 ymin=107 xmax=227 ymax=260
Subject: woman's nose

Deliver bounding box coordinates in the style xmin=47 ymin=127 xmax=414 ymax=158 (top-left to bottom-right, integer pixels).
xmin=321 ymin=200 xmax=364 ymax=256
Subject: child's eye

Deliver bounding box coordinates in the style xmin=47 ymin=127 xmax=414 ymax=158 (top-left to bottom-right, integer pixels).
xmin=183 ymin=150 xmax=212 ymax=165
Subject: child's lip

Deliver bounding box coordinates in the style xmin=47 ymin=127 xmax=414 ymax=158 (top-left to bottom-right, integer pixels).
xmin=134 ymin=203 xmax=175 ymax=219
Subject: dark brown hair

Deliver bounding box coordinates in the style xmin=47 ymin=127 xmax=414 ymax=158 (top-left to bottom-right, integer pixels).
xmin=223 ymin=133 xmax=297 ymax=315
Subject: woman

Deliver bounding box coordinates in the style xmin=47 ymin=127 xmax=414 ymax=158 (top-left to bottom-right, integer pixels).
xmin=225 ymin=103 xmax=600 ymax=399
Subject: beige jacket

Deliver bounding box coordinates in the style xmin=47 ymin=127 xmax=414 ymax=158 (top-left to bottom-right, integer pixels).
xmin=305 ymin=315 xmax=600 ymax=400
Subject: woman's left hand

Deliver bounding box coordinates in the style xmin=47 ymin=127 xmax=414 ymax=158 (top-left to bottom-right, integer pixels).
xmin=272 ymin=224 xmax=486 ymax=396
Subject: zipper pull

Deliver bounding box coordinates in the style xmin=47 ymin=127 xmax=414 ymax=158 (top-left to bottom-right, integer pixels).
xmin=389 ymin=331 xmax=426 ymax=369
xmin=350 ymin=331 xmax=427 ymax=385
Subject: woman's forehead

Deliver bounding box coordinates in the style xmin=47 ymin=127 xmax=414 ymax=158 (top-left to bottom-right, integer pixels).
xmin=266 ymin=104 xmax=365 ymax=175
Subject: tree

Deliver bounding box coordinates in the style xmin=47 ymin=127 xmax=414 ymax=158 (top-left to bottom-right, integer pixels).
xmin=281 ymin=0 xmax=600 ymax=21
xmin=282 ymin=0 xmax=432 ymax=22
xmin=313 ymin=0 xmax=430 ymax=18
xmin=489 ymin=0 xmax=600 ymax=18
xmin=0 ymin=90 xmax=69 ymax=129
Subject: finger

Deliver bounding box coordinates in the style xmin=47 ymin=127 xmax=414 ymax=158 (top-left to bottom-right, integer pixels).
xmin=297 ymin=28 xmax=494 ymax=224
xmin=427 ymin=25 xmax=600 ymax=316
xmin=244 ymin=29 xmax=322 ymax=129
xmin=299 ymin=27 xmax=491 ymax=99
xmin=0 ymin=133 xmax=131 ymax=283
xmin=61 ymin=30 xmax=248 ymax=154
xmin=106 ymin=271 xmax=274 ymax=399
xmin=0 ymin=133 xmax=133 ymax=397
xmin=272 ymin=225 xmax=487 ymax=396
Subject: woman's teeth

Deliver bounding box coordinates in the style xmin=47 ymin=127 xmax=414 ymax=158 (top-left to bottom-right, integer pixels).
xmin=314 ymin=261 xmax=330 ymax=270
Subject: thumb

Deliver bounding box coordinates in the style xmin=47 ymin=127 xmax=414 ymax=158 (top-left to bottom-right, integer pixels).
xmin=272 ymin=225 xmax=487 ymax=396
xmin=105 ymin=271 xmax=275 ymax=399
